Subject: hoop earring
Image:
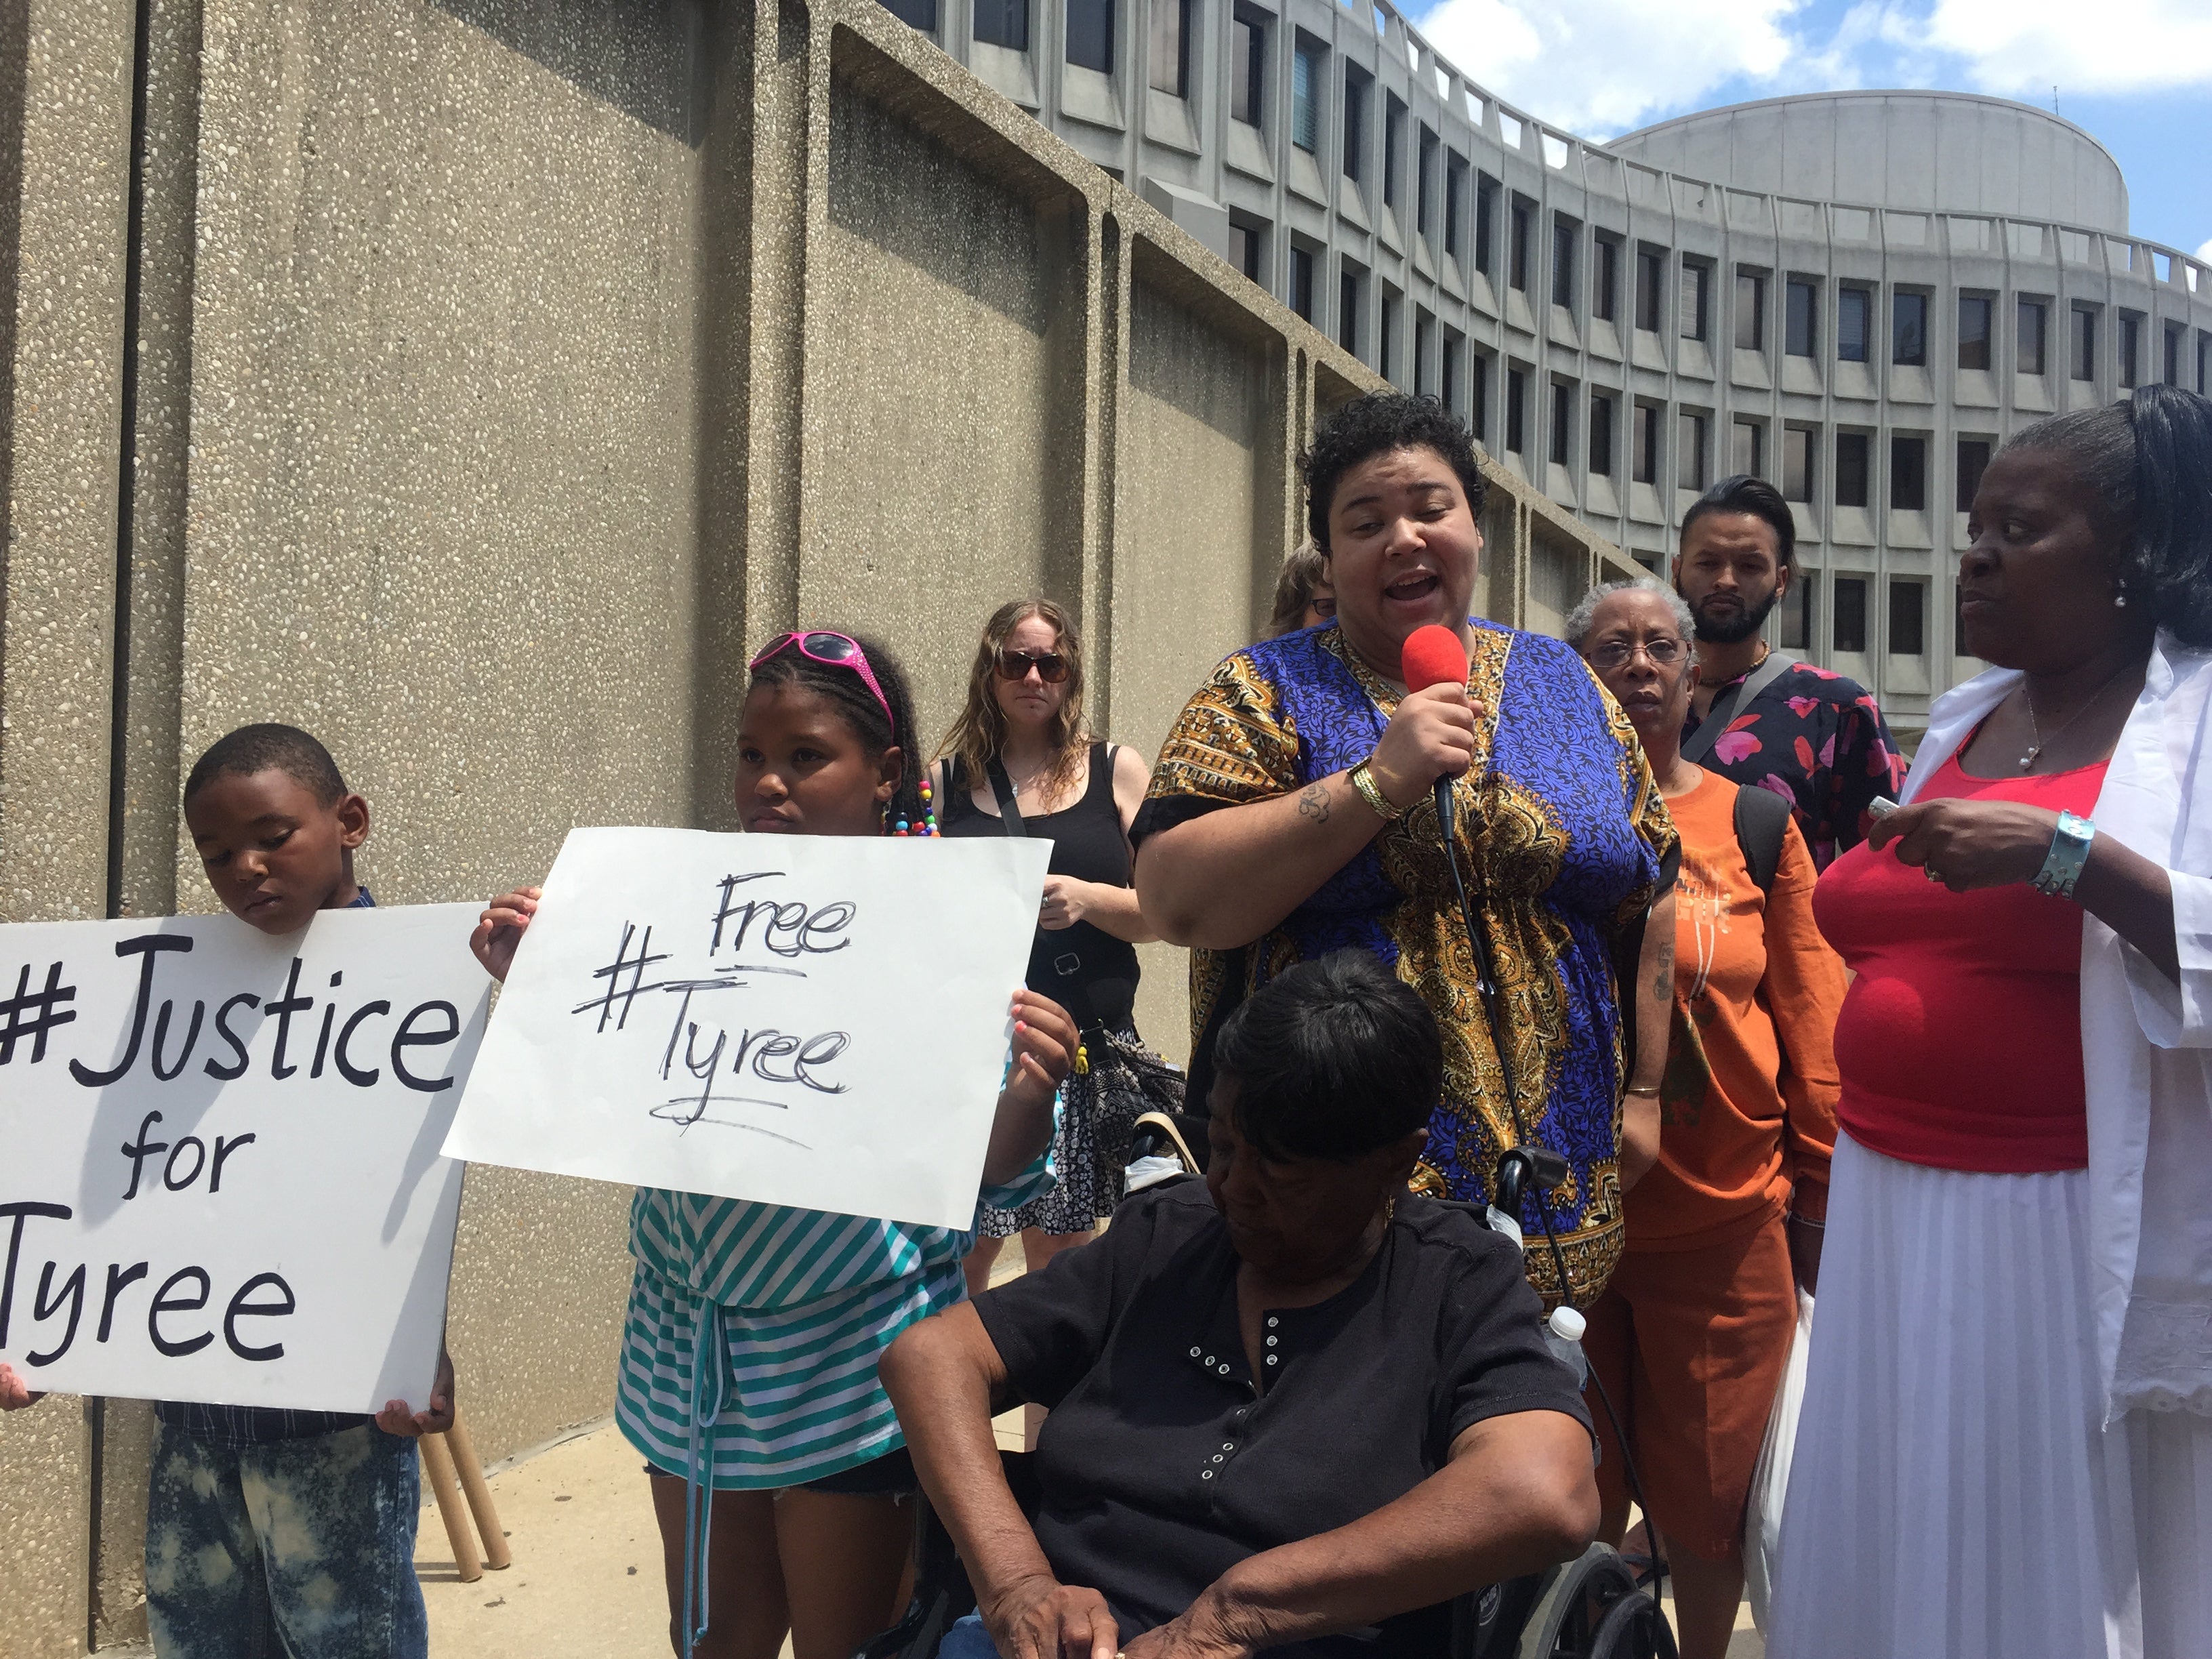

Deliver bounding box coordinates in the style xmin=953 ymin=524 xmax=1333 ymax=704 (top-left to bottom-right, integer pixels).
xmin=2114 ymin=585 xmax=2129 ymax=609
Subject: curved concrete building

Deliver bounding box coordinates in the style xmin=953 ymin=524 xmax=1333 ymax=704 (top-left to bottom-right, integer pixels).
xmin=892 ymin=0 xmax=2212 ymax=731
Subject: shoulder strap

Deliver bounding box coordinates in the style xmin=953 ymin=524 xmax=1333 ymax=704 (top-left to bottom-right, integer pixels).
xmin=983 ymin=758 xmax=1027 ymax=838
xmin=1682 ymin=650 xmax=1798 ymax=765
xmin=1731 ymin=783 xmax=1793 ymax=897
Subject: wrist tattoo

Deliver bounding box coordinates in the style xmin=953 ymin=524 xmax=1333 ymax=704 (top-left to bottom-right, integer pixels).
xmin=1297 ymin=782 xmax=1331 ymax=825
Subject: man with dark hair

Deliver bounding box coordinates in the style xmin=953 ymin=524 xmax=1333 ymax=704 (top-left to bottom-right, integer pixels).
xmin=1673 ymin=474 xmax=1904 ymax=867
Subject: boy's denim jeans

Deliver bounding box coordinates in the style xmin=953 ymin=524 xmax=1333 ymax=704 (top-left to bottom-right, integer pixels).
xmin=145 ymin=1420 xmax=428 ymax=1659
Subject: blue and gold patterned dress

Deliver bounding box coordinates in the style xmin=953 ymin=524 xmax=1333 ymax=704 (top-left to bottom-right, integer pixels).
xmin=1132 ymin=620 xmax=1677 ymax=1305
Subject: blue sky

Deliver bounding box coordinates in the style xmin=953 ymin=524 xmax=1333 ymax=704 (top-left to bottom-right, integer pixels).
xmin=1410 ymin=0 xmax=2212 ymax=260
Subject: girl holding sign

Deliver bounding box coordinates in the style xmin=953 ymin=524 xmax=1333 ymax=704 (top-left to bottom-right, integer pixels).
xmin=472 ymin=631 xmax=1076 ymax=1659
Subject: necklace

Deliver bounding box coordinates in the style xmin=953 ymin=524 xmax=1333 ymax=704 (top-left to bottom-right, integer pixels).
xmin=2018 ymin=661 xmax=2135 ymax=773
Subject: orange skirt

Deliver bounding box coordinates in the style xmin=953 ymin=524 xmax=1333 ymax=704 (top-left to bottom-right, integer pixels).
xmin=1583 ymin=1214 xmax=1797 ymax=1561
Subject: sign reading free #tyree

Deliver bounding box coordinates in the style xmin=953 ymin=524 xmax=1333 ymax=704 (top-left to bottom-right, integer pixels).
xmin=0 ymin=904 xmax=485 ymax=1412
xmin=443 ymin=829 xmax=1052 ymax=1231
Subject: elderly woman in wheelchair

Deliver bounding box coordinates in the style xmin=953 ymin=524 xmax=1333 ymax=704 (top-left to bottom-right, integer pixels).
xmin=882 ymin=952 xmax=1601 ymax=1659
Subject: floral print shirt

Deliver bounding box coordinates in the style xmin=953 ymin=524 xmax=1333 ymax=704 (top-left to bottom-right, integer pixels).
xmin=1687 ymin=658 xmax=1906 ymax=869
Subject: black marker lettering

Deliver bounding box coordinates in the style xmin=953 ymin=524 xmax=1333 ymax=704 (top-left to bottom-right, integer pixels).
xmin=334 ymin=1000 xmax=388 ymax=1086
xmin=793 ymin=1032 xmax=851 ymax=1093
xmin=98 ymin=1261 xmax=149 ymax=1341
xmin=203 ymin=992 xmax=260 ymax=1080
xmin=0 ymin=1202 xmax=74 ymax=1345
xmin=26 ymin=1262 xmax=85 ymax=1366
xmin=163 ymin=1137 xmax=207 ymax=1192
xmin=149 ymin=999 xmax=206 ymax=1082
xmin=70 ymin=935 xmax=194 ymax=1087
xmin=708 ymin=872 xmax=783 ymax=954
xmin=747 ymin=1031 xmax=804 ymax=1084
xmin=391 ymin=1001 xmax=462 ymax=1092
xmin=209 ymin=1134 xmax=256 ymax=1193
xmin=121 ymin=1111 xmax=168 ymax=1200
xmin=147 ymin=1267 xmax=213 ymax=1357
xmin=309 ymin=1002 xmax=339 ymax=1079
xmin=265 ymin=958 xmax=312 ymax=1080
xmin=798 ymin=902 xmax=855 ymax=954
xmin=224 ymin=1272 xmax=295 ymax=1361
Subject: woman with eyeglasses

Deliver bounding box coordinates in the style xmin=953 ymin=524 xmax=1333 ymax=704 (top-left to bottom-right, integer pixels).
xmin=935 ymin=599 xmax=1162 ymax=1293
xmin=1568 ymin=577 xmax=1844 ymax=1659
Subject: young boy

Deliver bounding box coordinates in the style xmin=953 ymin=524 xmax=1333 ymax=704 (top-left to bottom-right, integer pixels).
xmin=5 ymin=723 xmax=455 ymax=1658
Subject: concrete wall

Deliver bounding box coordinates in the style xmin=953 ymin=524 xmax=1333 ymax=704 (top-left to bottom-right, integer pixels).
xmin=0 ymin=1 xmax=1638 ymax=1650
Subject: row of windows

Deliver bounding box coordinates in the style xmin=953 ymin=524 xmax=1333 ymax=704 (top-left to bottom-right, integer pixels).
xmin=1775 ymin=575 xmax=1933 ymax=659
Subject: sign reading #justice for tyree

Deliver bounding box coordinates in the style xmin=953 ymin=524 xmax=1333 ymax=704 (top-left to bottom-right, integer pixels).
xmin=443 ymin=830 xmax=1051 ymax=1231
xmin=0 ymin=905 xmax=485 ymax=1412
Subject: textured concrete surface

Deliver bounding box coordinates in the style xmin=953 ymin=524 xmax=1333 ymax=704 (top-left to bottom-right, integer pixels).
xmin=0 ymin=0 xmax=1637 ymax=1649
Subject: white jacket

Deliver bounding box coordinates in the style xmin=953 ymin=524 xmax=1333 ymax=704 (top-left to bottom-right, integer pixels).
xmin=1904 ymin=634 xmax=2212 ymax=1422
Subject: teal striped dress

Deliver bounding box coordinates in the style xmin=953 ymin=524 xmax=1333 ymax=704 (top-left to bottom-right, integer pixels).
xmin=615 ymin=1121 xmax=1056 ymax=1489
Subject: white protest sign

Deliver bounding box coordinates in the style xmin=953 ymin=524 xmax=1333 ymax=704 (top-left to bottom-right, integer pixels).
xmin=0 ymin=905 xmax=485 ymax=1412
xmin=442 ymin=830 xmax=1052 ymax=1230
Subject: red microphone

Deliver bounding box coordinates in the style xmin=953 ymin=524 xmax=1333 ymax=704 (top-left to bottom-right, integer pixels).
xmin=1398 ymin=624 xmax=1471 ymax=838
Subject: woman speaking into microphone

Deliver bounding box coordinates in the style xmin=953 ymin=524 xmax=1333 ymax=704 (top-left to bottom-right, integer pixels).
xmin=1134 ymin=392 xmax=1679 ymax=1307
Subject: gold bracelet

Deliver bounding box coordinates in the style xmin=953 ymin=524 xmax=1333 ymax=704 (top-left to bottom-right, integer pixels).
xmin=1349 ymin=760 xmax=1404 ymax=821
xmin=1623 ymin=1085 xmax=1662 ymax=1097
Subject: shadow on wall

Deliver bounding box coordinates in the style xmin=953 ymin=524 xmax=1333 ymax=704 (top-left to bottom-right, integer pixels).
xmin=432 ymin=0 xmax=718 ymax=145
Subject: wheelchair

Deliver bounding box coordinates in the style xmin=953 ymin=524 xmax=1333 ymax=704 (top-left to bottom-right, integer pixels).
xmin=859 ymin=1118 xmax=1677 ymax=1659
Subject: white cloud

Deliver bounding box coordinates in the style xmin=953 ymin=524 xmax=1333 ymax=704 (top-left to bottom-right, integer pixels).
xmin=1416 ymin=0 xmax=1808 ymax=134
xmin=1917 ymin=0 xmax=2212 ymax=97
xmin=2198 ymin=237 xmax=2212 ymax=264
xmin=1411 ymin=0 xmax=2212 ymax=140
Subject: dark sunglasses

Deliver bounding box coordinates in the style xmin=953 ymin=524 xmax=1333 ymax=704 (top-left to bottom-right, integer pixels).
xmin=994 ymin=649 xmax=1071 ymax=685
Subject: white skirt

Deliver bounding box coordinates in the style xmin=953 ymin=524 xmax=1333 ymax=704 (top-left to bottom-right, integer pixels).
xmin=1767 ymin=1132 xmax=2212 ymax=1659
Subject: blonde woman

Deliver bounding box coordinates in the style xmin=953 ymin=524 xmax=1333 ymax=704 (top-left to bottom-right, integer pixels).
xmin=1264 ymin=541 xmax=1336 ymax=638
xmin=935 ymin=600 xmax=1160 ymax=1292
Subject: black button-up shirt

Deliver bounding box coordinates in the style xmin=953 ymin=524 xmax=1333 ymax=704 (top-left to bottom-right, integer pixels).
xmin=971 ymin=1179 xmax=1591 ymax=1655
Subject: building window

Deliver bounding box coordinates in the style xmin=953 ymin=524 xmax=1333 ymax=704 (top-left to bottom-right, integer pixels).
xmin=1732 ymin=418 xmax=1761 ymax=479
xmin=1414 ymin=309 xmax=1432 ymax=396
xmin=882 ymin=0 xmax=939 ymax=30
xmin=1838 ymin=287 xmax=1871 ymax=363
xmin=2167 ymin=323 xmax=2186 ymax=387
xmin=974 ymin=0 xmax=1028 ymax=48
xmin=1228 ymin=220 xmax=1261 ymax=283
xmin=1506 ymin=369 xmax=1527 ymax=455
xmin=1340 ymin=66 xmax=1367 ymax=183
xmin=1550 ymin=382 xmax=1573 ymax=467
xmin=1590 ymin=395 xmax=1614 ymax=476
xmin=1417 ymin=127 xmax=1437 ymax=239
xmin=1065 ymin=0 xmax=1113 ymax=72
xmin=1893 ymin=291 xmax=1928 ymax=366
xmin=1474 ymin=176 xmax=1498 ymax=276
xmin=1443 ymin=155 xmax=1467 ymax=262
xmin=1680 ymin=261 xmax=1709 ymax=342
xmin=1780 ymin=578 xmax=1812 ymax=653
xmin=2119 ymin=314 xmax=2141 ymax=389
xmin=1339 ymin=267 xmax=1360 ymax=356
xmin=1147 ymin=0 xmax=1187 ymax=92
xmin=1835 ymin=431 xmax=1870 ymax=508
xmin=1229 ymin=5 xmax=1265 ymax=125
xmin=1834 ymin=575 xmax=1868 ymax=654
xmin=1785 ymin=278 xmax=1817 ymax=357
xmin=1381 ymin=95 xmax=1404 ymax=209
xmin=1633 ymin=403 xmax=1658 ymax=484
xmin=1551 ymin=217 xmax=1576 ymax=309
xmin=1290 ymin=38 xmax=1322 ymax=153
xmin=1678 ymin=412 xmax=1707 ymax=492
xmin=1441 ymin=331 xmax=1462 ymax=415
xmin=1957 ymin=437 xmax=1992 ymax=512
xmin=2072 ymin=306 xmax=2097 ymax=382
xmin=1958 ymin=295 xmax=1991 ymax=371
xmin=1736 ymin=270 xmax=1765 ymax=351
xmin=1594 ymin=237 xmax=1619 ymax=323
xmin=1889 ymin=578 xmax=1926 ymax=657
xmin=1635 ymin=248 xmax=1662 ymax=333
xmin=2201 ymin=333 xmax=2211 ymax=396
xmin=1290 ymin=244 xmax=1314 ymax=320
xmin=2019 ymin=298 xmax=2048 ymax=376
xmin=1891 ymin=434 xmax=1927 ymax=512
xmin=1378 ymin=290 xmax=1399 ymax=381
xmin=1509 ymin=199 xmax=1531 ymax=292
xmin=1469 ymin=350 xmax=1488 ymax=442
xmin=1783 ymin=426 xmax=1812 ymax=501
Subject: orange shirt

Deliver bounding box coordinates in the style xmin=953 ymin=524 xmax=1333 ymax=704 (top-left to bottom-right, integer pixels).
xmin=1631 ymin=772 xmax=1844 ymax=1250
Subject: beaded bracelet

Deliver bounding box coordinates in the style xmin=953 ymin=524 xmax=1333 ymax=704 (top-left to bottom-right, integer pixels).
xmin=2032 ymin=810 xmax=2095 ymax=900
xmin=1349 ymin=759 xmax=1404 ymax=822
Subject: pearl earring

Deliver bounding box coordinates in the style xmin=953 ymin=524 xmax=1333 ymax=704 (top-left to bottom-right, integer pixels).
xmin=2114 ymin=587 xmax=2129 ymax=609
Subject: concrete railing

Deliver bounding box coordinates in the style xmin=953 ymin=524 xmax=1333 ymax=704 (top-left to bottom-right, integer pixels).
xmin=0 ymin=2 xmax=1638 ymax=1649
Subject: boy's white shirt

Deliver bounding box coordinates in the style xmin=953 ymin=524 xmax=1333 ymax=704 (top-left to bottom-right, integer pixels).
xmin=1901 ymin=634 xmax=2212 ymax=1421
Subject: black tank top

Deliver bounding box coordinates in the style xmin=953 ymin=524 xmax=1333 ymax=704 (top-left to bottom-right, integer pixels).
xmin=939 ymin=741 xmax=1141 ymax=1033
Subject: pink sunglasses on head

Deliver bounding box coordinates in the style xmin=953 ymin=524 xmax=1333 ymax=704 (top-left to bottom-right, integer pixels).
xmin=747 ymin=630 xmax=895 ymax=727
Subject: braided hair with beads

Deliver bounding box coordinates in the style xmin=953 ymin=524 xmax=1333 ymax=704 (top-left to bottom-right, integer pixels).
xmin=744 ymin=630 xmax=937 ymax=834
